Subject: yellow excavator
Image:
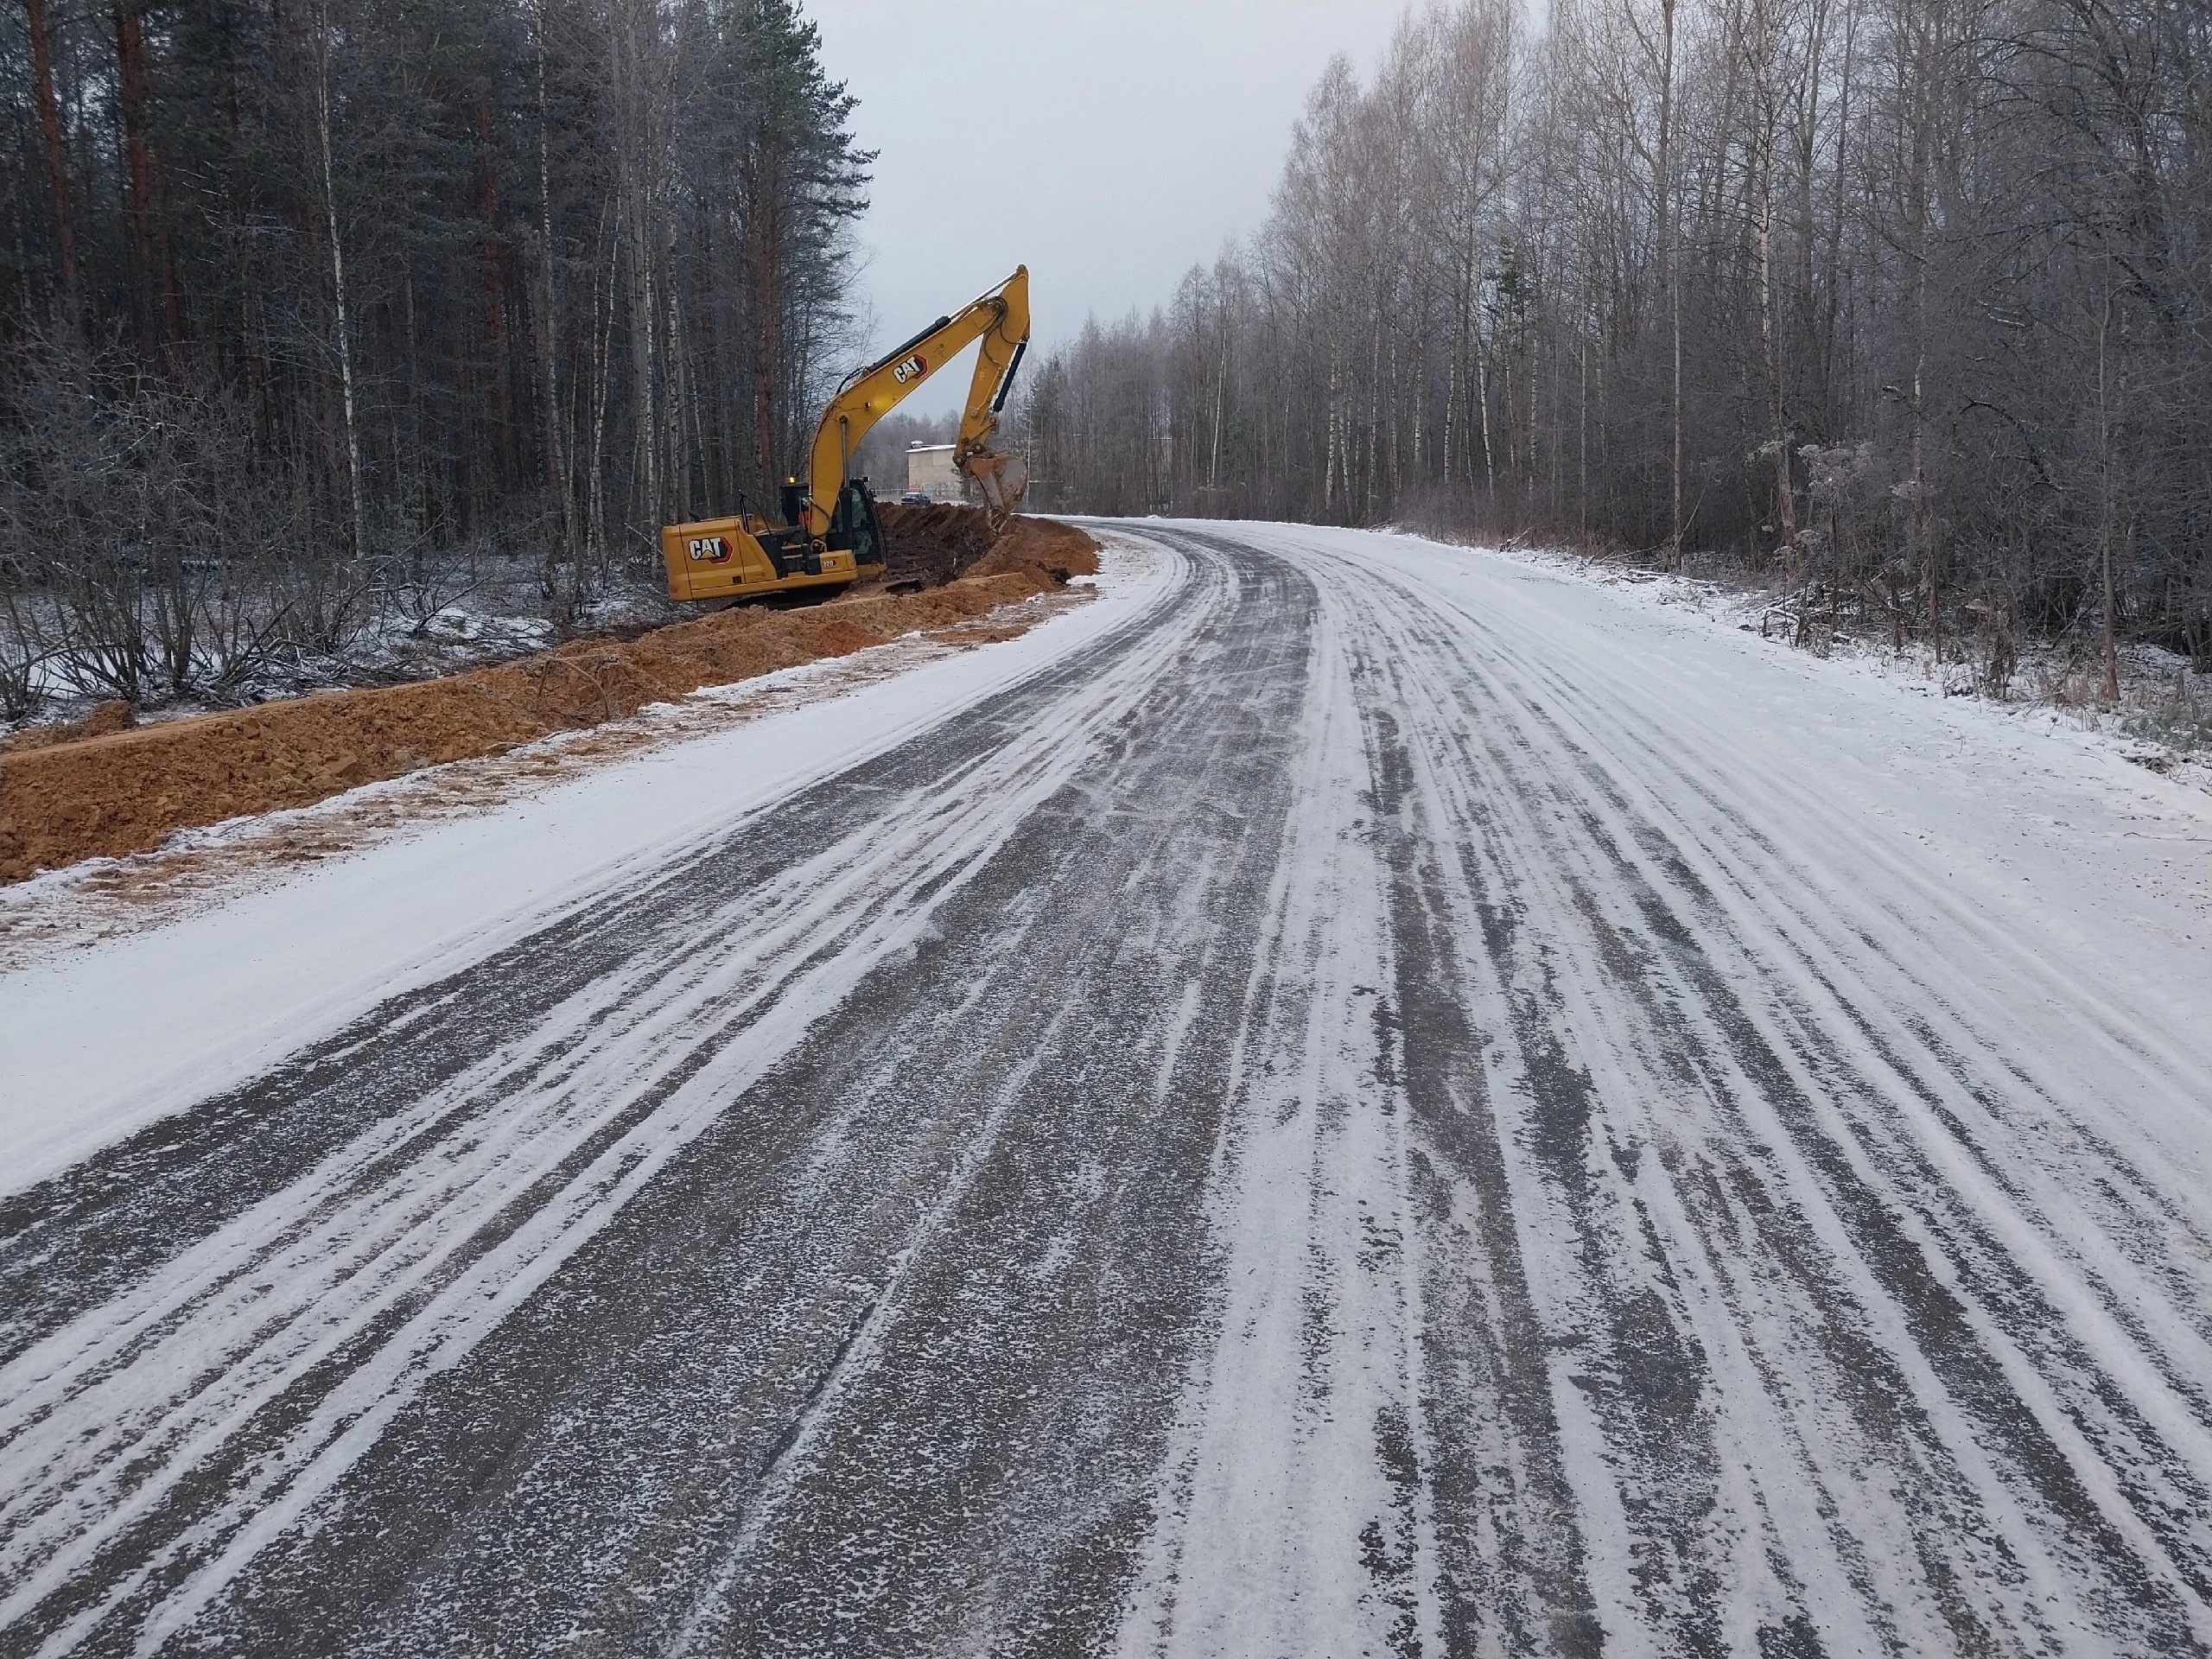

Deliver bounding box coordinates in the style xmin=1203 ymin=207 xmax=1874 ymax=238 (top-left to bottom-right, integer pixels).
xmin=660 ymin=266 xmax=1032 ymax=603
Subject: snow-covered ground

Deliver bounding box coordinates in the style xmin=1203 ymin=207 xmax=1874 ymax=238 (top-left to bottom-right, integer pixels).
xmin=0 ymin=557 xmax=1159 ymax=1194
xmin=1348 ymin=523 xmax=2209 ymax=1039
xmin=1 ymin=522 xmax=2205 ymax=1656
xmin=1456 ymin=531 xmax=2212 ymax=795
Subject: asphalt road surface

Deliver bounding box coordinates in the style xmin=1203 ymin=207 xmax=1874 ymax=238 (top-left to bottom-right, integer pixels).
xmin=3 ymin=524 xmax=2208 ymax=1656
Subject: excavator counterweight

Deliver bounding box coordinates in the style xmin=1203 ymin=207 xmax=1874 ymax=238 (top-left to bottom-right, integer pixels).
xmin=662 ymin=267 xmax=1032 ymax=604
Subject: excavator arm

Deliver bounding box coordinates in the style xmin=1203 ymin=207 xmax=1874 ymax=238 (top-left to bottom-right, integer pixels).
xmin=801 ymin=265 xmax=1030 ymax=535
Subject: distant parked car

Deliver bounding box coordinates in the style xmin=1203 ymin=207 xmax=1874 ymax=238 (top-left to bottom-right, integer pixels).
xmin=899 ymin=491 xmax=932 ymax=506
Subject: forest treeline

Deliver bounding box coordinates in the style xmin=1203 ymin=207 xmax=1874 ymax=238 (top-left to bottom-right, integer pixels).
xmin=1017 ymin=0 xmax=2209 ymax=674
xmin=0 ymin=0 xmax=868 ymax=712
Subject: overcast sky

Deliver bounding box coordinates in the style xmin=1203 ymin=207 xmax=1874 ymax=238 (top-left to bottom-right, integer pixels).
xmin=805 ymin=0 xmax=1408 ymax=416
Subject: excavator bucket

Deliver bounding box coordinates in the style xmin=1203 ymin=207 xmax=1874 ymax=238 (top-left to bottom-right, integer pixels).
xmin=965 ymin=448 xmax=1029 ymax=529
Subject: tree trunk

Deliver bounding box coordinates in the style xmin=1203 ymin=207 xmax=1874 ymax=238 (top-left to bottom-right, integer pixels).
xmin=1661 ymin=0 xmax=1681 ymax=567
xmin=1908 ymin=11 xmax=1936 ymax=663
xmin=1753 ymin=0 xmax=1796 ymax=550
xmin=114 ymin=2 xmax=164 ymax=347
xmin=2097 ymin=284 xmax=2120 ymax=702
xmin=1476 ymin=275 xmax=1497 ymax=496
xmin=1208 ymin=320 xmax=1226 ymax=493
xmin=313 ymin=5 xmax=366 ymax=560
xmin=25 ymin=0 xmax=79 ymax=310
xmin=1578 ymin=315 xmax=1588 ymax=534
xmin=534 ymin=0 xmax=573 ymax=579
xmin=475 ymin=93 xmax=513 ymax=483
xmin=752 ymin=199 xmax=780 ymax=499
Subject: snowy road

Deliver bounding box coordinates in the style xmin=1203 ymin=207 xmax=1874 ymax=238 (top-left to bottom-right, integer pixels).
xmin=3 ymin=523 xmax=2209 ymax=1656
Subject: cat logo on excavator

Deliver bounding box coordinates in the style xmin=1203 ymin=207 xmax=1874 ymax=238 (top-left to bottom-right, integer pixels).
xmin=658 ymin=266 xmax=1033 ymax=605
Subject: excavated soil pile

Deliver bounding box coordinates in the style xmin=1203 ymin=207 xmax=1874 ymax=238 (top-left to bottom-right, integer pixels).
xmin=876 ymin=503 xmax=1003 ymax=587
xmin=1 ymin=519 xmax=1098 ymax=883
xmin=967 ymin=515 xmax=1100 ymax=583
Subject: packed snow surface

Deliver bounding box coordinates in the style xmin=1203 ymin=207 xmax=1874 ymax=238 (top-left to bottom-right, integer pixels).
xmin=1 ymin=522 xmax=2206 ymax=1656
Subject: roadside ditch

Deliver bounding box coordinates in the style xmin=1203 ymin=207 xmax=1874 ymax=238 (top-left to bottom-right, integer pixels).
xmin=0 ymin=515 xmax=1096 ymax=884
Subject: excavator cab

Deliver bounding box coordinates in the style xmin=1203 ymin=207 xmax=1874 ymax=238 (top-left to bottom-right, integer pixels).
xmin=827 ymin=480 xmax=883 ymax=569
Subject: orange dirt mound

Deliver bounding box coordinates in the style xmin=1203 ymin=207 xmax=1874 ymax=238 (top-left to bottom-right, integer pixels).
xmin=0 ymin=521 xmax=1099 ymax=884
xmin=969 ymin=515 xmax=1101 ymax=582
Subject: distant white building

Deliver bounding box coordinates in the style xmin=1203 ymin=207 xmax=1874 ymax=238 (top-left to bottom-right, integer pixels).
xmin=906 ymin=442 xmax=965 ymax=504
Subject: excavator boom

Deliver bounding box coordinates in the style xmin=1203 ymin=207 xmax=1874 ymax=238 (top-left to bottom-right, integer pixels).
xmin=803 ymin=265 xmax=1031 ymax=537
